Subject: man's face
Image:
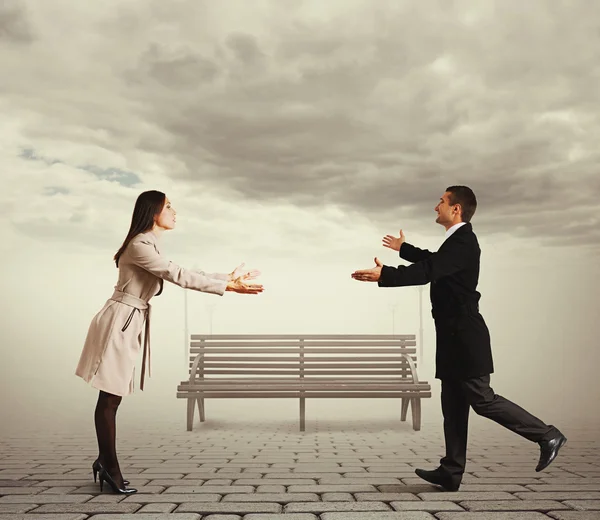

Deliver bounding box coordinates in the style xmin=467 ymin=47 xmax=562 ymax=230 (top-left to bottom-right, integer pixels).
xmin=434 ymin=192 xmax=457 ymax=226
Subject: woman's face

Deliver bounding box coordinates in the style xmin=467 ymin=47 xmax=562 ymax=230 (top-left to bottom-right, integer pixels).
xmin=154 ymin=197 xmax=177 ymax=230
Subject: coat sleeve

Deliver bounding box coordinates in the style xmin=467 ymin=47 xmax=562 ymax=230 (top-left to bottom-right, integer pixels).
xmin=128 ymin=238 xmax=228 ymax=295
xmin=399 ymin=242 xmax=434 ymax=263
xmin=379 ymin=234 xmax=472 ymax=287
xmin=194 ymin=270 xmax=230 ymax=281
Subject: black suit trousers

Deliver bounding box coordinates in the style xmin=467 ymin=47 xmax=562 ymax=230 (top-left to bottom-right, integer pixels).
xmin=439 ymin=375 xmax=559 ymax=481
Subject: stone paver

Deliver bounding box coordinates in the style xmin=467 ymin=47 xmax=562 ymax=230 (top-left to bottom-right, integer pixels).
xmin=561 ymin=499 xmax=600 ymax=510
xmin=243 ymin=515 xmax=318 ymax=520
xmin=320 ymin=513 xmax=436 ymax=519
xmin=284 ymin=501 xmax=391 ymax=512
xmin=436 ymin=514 xmax=551 ymax=519
xmin=418 ymin=491 xmax=517 ymax=501
xmin=138 ymin=503 xmax=178 ymax=513
xmin=222 ymin=493 xmax=319 ymax=503
xmin=390 ymin=501 xmax=465 ymax=511
xmin=29 ymin=503 xmax=143 ymax=513
xmin=356 ymin=493 xmax=420 ymax=501
xmin=121 ymin=494 xmax=222 ymax=503
xmin=0 ymin=495 xmax=93 ymax=504
xmin=176 ymin=503 xmax=282 ymax=514
xmin=0 ymin=516 xmax=88 ymax=520
xmin=459 ymin=499 xmax=569 ymax=511
xmin=0 ymin=505 xmax=38 ymax=513
xmin=1 ymin=410 xmax=599 ymax=520
xmin=90 ymin=515 xmax=201 ymax=520
xmin=548 ymin=512 xmax=600 ymax=519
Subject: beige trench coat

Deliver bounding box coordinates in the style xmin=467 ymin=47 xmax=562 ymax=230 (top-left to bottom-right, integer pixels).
xmin=75 ymin=230 xmax=228 ymax=397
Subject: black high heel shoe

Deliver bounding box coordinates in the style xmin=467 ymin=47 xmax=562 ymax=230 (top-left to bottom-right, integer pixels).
xmin=93 ymin=459 xmax=129 ymax=486
xmin=98 ymin=467 xmax=137 ymax=495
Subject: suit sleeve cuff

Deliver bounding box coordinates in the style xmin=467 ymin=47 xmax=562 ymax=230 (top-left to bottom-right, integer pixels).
xmin=378 ymin=265 xmax=395 ymax=287
xmin=399 ymin=242 xmax=413 ymax=261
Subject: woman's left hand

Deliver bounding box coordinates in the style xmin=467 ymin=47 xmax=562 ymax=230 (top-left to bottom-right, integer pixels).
xmin=229 ymin=262 xmax=261 ymax=282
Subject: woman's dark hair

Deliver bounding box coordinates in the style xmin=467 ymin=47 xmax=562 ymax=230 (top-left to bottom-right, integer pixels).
xmin=114 ymin=190 xmax=166 ymax=267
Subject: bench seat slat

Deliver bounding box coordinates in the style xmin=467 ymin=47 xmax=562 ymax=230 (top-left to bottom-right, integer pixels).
xmin=180 ymin=377 xmax=429 ymax=382
xmin=178 ymin=385 xmax=431 ymax=391
xmin=177 ymin=392 xmax=432 ymax=398
xmin=179 ymin=380 xmax=430 ymax=386
xmin=179 ymin=379 xmax=427 ymax=384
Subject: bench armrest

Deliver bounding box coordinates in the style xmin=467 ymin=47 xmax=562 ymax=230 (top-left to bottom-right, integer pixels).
xmin=189 ymin=352 xmax=204 ymax=383
xmin=398 ymin=353 xmax=420 ymax=384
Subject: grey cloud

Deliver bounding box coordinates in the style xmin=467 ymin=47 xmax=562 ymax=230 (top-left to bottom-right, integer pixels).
xmin=0 ymin=1 xmax=34 ymax=44
xmin=5 ymin=1 xmax=600 ymax=249
xmin=136 ymin=43 xmax=220 ymax=88
xmin=225 ymin=32 xmax=264 ymax=69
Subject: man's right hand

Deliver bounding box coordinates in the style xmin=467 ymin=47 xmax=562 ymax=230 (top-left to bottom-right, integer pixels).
xmin=382 ymin=229 xmax=406 ymax=252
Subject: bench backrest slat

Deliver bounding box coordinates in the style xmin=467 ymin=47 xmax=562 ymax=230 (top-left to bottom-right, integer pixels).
xmin=191 ymin=334 xmax=415 ymax=340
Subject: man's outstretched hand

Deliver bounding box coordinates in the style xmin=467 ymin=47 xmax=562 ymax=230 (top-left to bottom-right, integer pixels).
xmin=351 ymin=257 xmax=383 ymax=282
xmin=382 ymin=229 xmax=405 ymax=252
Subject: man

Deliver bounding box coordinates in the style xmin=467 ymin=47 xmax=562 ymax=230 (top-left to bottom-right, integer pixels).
xmin=351 ymin=185 xmax=566 ymax=492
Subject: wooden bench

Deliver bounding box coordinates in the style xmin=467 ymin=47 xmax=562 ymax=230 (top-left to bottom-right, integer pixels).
xmin=176 ymin=334 xmax=431 ymax=432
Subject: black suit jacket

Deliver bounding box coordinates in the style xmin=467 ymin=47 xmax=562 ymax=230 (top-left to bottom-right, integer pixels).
xmin=378 ymin=223 xmax=494 ymax=380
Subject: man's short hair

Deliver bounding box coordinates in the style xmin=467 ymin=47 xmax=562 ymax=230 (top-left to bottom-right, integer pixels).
xmin=446 ymin=185 xmax=477 ymax=222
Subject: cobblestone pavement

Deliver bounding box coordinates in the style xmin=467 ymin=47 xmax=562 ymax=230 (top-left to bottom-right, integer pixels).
xmin=1 ymin=410 xmax=599 ymax=520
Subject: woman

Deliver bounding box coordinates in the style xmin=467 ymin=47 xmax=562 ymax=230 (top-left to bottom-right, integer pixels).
xmin=75 ymin=190 xmax=263 ymax=494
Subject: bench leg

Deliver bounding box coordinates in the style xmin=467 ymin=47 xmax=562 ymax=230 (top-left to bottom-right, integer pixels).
xmin=186 ymin=397 xmax=195 ymax=431
xmin=299 ymin=397 xmax=306 ymax=432
xmin=400 ymin=397 xmax=410 ymax=421
xmin=411 ymin=397 xmax=421 ymax=431
xmin=197 ymin=397 xmax=205 ymax=422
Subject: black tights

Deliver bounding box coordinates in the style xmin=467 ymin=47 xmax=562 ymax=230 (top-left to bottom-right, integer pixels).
xmin=94 ymin=390 xmax=124 ymax=487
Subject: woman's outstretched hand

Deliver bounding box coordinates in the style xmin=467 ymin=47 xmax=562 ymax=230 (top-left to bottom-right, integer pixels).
xmin=229 ymin=262 xmax=261 ymax=282
xmin=226 ymin=277 xmax=264 ymax=294
xmin=226 ymin=262 xmax=264 ymax=294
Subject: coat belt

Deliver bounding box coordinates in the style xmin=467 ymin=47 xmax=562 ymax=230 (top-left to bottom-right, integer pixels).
xmin=109 ymin=289 xmax=152 ymax=391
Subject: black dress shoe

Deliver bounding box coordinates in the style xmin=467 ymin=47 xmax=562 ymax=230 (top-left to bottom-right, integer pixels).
xmin=92 ymin=459 xmax=129 ymax=486
xmin=536 ymin=432 xmax=567 ymax=472
xmin=415 ymin=468 xmax=460 ymax=492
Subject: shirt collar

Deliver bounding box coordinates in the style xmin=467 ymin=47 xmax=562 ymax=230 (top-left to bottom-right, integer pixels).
xmin=444 ymin=221 xmax=467 ymax=240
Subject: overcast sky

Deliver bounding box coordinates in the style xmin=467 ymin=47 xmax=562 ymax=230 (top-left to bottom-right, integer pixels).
xmin=1 ymin=0 xmax=599 ymax=433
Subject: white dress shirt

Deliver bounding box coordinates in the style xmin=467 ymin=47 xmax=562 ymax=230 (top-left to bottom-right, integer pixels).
xmin=444 ymin=222 xmax=467 ymax=241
